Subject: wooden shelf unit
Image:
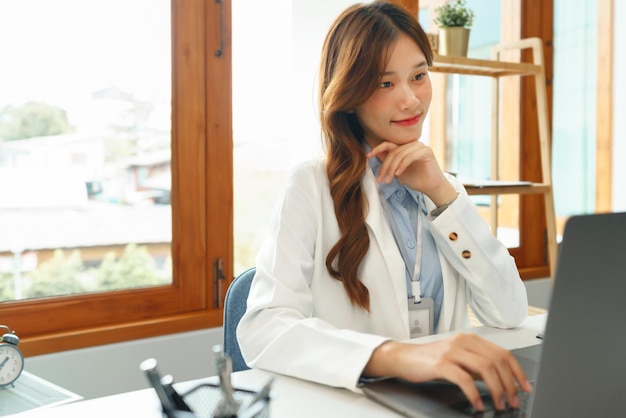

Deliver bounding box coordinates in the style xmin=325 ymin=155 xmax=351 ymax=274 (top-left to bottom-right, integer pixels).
xmin=429 ymin=38 xmax=558 ymax=278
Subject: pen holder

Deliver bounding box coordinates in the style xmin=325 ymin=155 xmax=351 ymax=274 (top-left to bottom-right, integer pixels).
xmin=177 ymin=382 xmax=270 ymax=418
xmin=140 ymin=357 xmax=271 ymax=418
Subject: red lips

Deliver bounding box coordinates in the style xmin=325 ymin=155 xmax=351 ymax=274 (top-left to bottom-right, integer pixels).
xmin=393 ymin=115 xmax=420 ymax=127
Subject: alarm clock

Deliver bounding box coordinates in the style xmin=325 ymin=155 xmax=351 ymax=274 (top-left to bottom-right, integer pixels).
xmin=0 ymin=325 xmax=24 ymax=387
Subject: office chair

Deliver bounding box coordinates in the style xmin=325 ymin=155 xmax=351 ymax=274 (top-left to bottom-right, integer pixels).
xmin=223 ymin=267 xmax=255 ymax=372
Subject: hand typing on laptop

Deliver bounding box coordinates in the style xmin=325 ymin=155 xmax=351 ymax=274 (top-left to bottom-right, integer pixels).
xmin=363 ymin=333 xmax=533 ymax=413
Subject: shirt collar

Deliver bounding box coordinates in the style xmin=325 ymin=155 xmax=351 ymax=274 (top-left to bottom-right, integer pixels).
xmin=365 ymin=144 xmax=423 ymax=206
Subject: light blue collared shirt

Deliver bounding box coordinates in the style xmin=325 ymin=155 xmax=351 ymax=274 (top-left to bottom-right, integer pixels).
xmin=367 ymin=153 xmax=444 ymax=331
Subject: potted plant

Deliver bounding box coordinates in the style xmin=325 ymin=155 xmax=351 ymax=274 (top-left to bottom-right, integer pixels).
xmin=433 ymin=0 xmax=475 ymax=57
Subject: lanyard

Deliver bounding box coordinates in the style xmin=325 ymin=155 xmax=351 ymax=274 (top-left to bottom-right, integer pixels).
xmin=379 ymin=188 xmax=424 ymax=302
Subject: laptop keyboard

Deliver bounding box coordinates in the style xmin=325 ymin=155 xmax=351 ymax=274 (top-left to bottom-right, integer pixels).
xmin=449 ymin=390 xmax=531 ymax=417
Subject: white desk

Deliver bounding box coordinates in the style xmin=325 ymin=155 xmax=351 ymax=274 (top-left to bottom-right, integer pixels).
xmin=13 ymin=315 xmax=546 ymax=418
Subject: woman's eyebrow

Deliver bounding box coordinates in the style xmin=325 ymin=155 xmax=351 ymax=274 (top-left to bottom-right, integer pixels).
xmin=382 ymin=60 xmax=429 ymax=76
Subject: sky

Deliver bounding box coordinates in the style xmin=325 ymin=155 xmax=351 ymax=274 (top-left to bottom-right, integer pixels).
xmin=0 ymin=0 xmax=171 ymax=110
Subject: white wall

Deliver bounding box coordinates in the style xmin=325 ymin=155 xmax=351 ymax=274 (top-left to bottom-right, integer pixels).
xmin=24 ymin=327 xmax=223 ymax=400
xmin=523 ymin=277 xmax=552 ymax=311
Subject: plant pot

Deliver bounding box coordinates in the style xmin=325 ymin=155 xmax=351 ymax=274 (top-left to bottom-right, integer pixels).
xmin=438 ymin=27 xmax=470 ymax=57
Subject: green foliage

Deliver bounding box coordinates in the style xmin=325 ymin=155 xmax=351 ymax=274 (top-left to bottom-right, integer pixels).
xmin=0 ymin=101 xmax=74 ymax=140
xmin=434 ymin=0 xmax=475 ymax=28
xmin=0 ymin=273 xmax=14 ymax=301
xmin=24 ymin=250 xmax=88 ymax=298
xmin=1 ymin=245 xmax=170 ymax=301
xmin=95 ymin=243 xmax=169 ymax=290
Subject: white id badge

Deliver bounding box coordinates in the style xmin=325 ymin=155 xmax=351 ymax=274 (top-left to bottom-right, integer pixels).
xmin=408 ymin=297 xmax=434 ymax=338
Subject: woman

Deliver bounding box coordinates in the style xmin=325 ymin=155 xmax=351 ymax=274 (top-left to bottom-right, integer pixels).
xmin=238 ymin=1 xmax=531 ymax=412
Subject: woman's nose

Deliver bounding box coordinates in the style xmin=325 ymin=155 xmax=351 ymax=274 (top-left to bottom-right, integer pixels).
xmin=399 ymin=84 xmax=419 ymax=110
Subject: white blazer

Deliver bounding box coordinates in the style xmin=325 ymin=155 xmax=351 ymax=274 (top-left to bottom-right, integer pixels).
xmin=238 ymin=158 xmax=528 ymax=392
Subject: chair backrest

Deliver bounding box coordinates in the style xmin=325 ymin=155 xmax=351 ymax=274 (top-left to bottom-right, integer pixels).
xmin=223 ymin=267 xmax=255 ymax=372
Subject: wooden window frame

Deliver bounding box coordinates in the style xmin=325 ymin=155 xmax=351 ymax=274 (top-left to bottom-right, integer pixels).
xmin=0 ymin=0 xmax=233 ymax=356
xmin=516 ymin=0 xmax=553 ymax=278
xmin=596 ymin=0 xmax=613 ymax=212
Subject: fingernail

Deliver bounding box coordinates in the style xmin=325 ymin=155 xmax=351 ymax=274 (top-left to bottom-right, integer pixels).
xmin=476 ymin=399 xmax=485 ymax=411
xmin=510 ymin=394 xmax=519 ymax=408
xmin=497 ymin=398 xmax=506 ymax=410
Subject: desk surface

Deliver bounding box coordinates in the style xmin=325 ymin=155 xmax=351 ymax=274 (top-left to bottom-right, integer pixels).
xmin=13 ymin=315 xmax=546 ymax=418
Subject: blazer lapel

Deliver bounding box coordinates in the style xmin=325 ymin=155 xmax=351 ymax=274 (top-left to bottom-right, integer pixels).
xmin=362 ymin=170 xmax=410 ymax=332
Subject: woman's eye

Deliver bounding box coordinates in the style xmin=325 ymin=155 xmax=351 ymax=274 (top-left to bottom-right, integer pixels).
xmin=414 ymin=72 xmax=427 ymax=81
xmin=380 ymin=81 xmax=392 ymax=88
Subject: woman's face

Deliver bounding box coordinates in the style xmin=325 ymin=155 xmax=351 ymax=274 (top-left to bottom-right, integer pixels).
xmin=354 ymin=33 xmax=432 ymax=148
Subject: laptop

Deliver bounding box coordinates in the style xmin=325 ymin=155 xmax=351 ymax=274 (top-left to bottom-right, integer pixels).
xmin=363 ymin=212 xmax=626 ymax=417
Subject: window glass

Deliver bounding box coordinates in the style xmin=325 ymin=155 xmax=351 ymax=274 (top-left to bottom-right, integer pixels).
xmin=0 ymin=0 xmax=172 ymax=301
xmin=444 ymin=0 xmax=500 ymax=179
xmin=552 ymin=0 xmax=597 ymax=220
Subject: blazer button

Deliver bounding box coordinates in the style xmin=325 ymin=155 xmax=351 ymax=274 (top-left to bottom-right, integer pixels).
xmin=448 ymin=232 xmax=458 ymax=241
xmin=462 ymin=250 xmax=472 ymax=259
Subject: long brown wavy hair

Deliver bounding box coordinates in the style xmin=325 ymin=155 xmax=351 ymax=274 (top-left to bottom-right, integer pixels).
xmin=318 ymin=2 xmax=433 ymax=311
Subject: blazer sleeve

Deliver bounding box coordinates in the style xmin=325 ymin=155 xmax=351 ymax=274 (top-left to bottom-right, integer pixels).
xmin=427 ymin=175 xmax=529 ymax=329
xmin=237 ymin=161 xmax=389 ymax=391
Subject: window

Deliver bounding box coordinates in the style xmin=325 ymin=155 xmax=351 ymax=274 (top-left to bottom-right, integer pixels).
xmin=0 ymin=0 xmax=173 ymax=301
xmin=552 ymin=0 xmax=626 ymax=229
xmin=552 ymin=0 xmax=597 ymax=223
xmin=0 ymin=0 xmax=231 ymax=355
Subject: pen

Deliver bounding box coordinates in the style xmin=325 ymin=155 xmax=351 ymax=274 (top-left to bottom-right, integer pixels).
xmin=161 ymin=374 xmax=193 ymax=412
xmin=140 ymin=358 xmax=176 ymax=413
xmin=212 ymin=345 xmax=241 ymax=417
